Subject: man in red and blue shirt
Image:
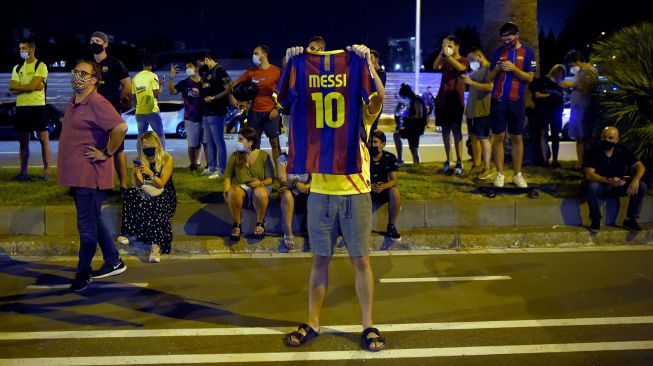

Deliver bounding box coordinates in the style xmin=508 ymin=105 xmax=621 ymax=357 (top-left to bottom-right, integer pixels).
xmin=488 ymin=22 xmax=536 ymax=189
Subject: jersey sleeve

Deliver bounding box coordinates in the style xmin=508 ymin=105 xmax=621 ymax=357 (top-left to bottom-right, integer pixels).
xmin=174 ymin=80 xmax=185 ymax=94
xmin=35 ymin=62 xmax=48 ymax=79
xmin=235 ymin=69 xmax=252 ymax=84
xmin=217 ymin=67 xmax=233 ymax=88
xmin=358 ymin=55 xmax=377 ymax=106
xmin=151 ymin=74 xmax=160 ymax=91
xmin=490 ymin=48 xmax=501 ymax=72
xmin=11 ymin=65 xmax=19 ymax=82
xmin=525 ymin=48 xmax=537 ymax=73
xmin=117 ymin=60 xmax=129 ymax=80
xmin=274 ymin=59 xmax=297 ymax=108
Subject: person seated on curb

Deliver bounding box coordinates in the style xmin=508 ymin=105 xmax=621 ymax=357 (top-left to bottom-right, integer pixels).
xmin=583 ymin=126 xmax=646 ymax=231
xmin=118 ymin=132 xmax=177 ymax=263
xmin=223 ymin=126 xmax=274 ymax=241
xmin=393 ymin=83 xmax=427 ymax=165
xmin=370 ymin=130 xmax=401 ymax=242
xmin=277 ymin=149 xmax=311 ymax=252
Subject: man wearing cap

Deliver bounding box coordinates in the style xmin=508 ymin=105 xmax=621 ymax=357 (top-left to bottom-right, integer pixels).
xmin=487 ymin=22 xmax=536 ymax=188
xmin=91 ymin=31 xmax=132 ymax=191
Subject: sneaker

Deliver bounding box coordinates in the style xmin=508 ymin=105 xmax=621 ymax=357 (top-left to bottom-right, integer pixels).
xmin=92 ymin=259 xmax=127 ymax=279
xmin=200 ymin=168 xmax=213 ymax=176
xmin=117 ymin=235 xmax=130 ymax=245
xmin=283 ymin=234 xmax=295 ymax=252
xmin=70 ymin=272 xmax=91 ymax=292
xmin=478 ymin=168 xmax=494 ymax=180
xmin=397 ymin=159 xmax=405 ymax=166
xmin=513 ymin=172 xmax=528 ymax=188
xmin=189 ymin=164 xmax=199 ymax=172
xmin=453 ymin=162 xmax=464 ymax=177
xmin=149 ymin=244 xmax=161 ymax=263
xmin=42 ymin=174 xmax=51 ymax=181
xmin=208 ymin=171 xmax=222 ymax=180
xmin=623 ymin=218 xmax=642 ymax=232
xmin=493 ymin=172 xmax=505 ymax=188
xmin=13 ymin=174 xmax=30 ymax=182
xmin=442 ymin=161 xmax=451 ymax=174
xmin=387 ymin=224 xmax=401 ymax=242
xmin=590 ymin=220 xmax=601 ymax=231
xmin=550 ymin=161 xmax=561 ymax=169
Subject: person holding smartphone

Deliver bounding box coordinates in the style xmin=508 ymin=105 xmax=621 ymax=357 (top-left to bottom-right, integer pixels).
xmin=118 ymin=131 xmax=177 ymax=263
xmin=223 ymin=126 xmax=274 ymax=241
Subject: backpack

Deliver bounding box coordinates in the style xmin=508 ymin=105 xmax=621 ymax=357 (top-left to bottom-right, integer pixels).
xmin=14 ymin=60 xmax=47 ymax=95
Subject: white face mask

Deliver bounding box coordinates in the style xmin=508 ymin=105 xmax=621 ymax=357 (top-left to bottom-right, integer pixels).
xmin=237 ymin=142 xmax=249 ymax=152
xmin=469 ymin=61 xmax=480 ymax=71
xmin=570 ymin=66 xmax=580 ymax=75
xmin=20 ymin=52 xmax=29 ymax=60
xmin=185 ymin=68 xmax=196 ymax=76
xmin=252 ymin=54 xmax=261 ymax=66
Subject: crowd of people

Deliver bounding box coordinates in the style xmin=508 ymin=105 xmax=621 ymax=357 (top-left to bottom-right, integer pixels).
xmin=7 ymin=22 xmax=648 ymax=350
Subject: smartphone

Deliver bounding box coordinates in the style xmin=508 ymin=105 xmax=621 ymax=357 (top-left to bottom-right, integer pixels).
xmin=133 ymin=160 xmax=142 ymax=167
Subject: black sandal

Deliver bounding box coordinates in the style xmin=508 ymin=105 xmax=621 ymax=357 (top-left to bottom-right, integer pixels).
xmin=285 ymin=323 xmax=319 ymax=347
xmin=230 ymin=223 xmax=241 ymax=242
xmin=361 ymin=327 xmax=386 ymax=352
xmin=254 ymin=221 xmax=265 ymax=239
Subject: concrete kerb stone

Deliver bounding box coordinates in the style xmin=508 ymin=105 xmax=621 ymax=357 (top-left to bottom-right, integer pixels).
xmin=0 ymin=206 xmax=45 ymax=235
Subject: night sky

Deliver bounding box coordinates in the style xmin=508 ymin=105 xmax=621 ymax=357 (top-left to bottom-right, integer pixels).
xmin=7 ymin=0 xmax=573 ymax=59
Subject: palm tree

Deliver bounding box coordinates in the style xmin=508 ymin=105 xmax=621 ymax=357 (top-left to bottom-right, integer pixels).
xmin=592 ymin=22 xmax=653 ymax=162
xmin=481 ymin=0 xmax=539 ymax=76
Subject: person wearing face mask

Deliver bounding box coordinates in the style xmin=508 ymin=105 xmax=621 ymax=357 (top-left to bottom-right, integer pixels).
xmin=223 ymin=126 xmax=274 ymax=241
xmin=198 ymin=51 xmax=233 ymax=179
xmin=393 ymin=83 xmax=427 ymax=164
xmin=90 ymin=31 xmax=132 ymax=191
xmin=529 ymin=64 xmax=567 ymax=168
xmin=132 ymin=55 xmax=165 ymax=154
xmin=432 ymin=35 xmax=469 ymax=176
xmin=57 ymin=60 xmax=128 ymax=292
xmin=369 ymin=130 xmax=401 ymax=242
xmin=229 ymin=45 xmax=282 ymax=164
xmin=487 ymin=22 xmax=537 ymax=189
xmin=9 ymin=38 xmax=51 ymax=182
xmin=583 ymin=126 xmax=646 ymax=232
xmin=561 ymin=50 xmax=599 ymax=170
xmin=169 ymin=60 xmax=207 ymax=172
xmin=118 ymin=131 xmax=177 ymax=263
xmin=462 ymin=48 xmax=494 ymax=180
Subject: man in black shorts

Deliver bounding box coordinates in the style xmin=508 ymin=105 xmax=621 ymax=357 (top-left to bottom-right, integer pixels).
xmin=91 ymin=31 xmax=132 ymax=190
xmin=370 ymin=130 xmax=401 ymax=241
xmin=9 ymin=38 xmax=51 ymax=181
xmin=393 ymin=83 xmax=427 ymax=164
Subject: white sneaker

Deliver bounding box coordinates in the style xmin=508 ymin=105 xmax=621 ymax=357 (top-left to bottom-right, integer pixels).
xmin=493 ymin=172 xmax=505 ymax=188
xmin=513 ymin=172 xmax=528 ymax=188
xmin=208 ymin=171 xmax=222 ymax=180
xmin=200 ymin=168 xmax=212 ymax=176
xmin=149 ymin=244 xmax=161 ymax=263
xmin=117 ymin=235 xmax=129 ymax=245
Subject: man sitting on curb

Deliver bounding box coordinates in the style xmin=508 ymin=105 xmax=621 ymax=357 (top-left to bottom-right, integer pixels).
xmin=370 ymin=130 xmax=401 ymax=242
xmin=583 ymin=126 xmax=647 ymax=231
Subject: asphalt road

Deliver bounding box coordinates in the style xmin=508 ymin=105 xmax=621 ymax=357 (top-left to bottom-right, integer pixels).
xmin=1 ymin=247 xmax=652 ymax=365
xmin=0 ymin=128 xmax=579 ymax=169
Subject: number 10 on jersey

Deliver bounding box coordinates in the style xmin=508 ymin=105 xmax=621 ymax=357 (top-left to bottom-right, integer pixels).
xmin=311 ymin=92 xmax=345 ymax=129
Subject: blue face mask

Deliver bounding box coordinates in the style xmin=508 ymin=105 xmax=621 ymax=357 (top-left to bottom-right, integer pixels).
xmin=143 ymin=147 xmax=156 ymax=157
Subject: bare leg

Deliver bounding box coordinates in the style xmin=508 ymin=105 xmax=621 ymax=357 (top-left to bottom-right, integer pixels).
xmin=441 ymin=126 xmax=452 ymax=162
xmin=539 ymin=128 xmax=548 ymax=165
xmin=511 ymin=134 xmax=524 ymax=174
xmin=388 ymin=188 xmax=401 ymax=225
xmin=410 ymin=148 xmax=420 ymax=164
xmin=480 ymin=138 xmax=492 ymax=170
xmin=269 ymin=136 xmax=281 ymax=167
xmin=18 ymin=132 xmax=30 ymax=176
xmin=252 ymin=187 xmax=270 ymax=222
xmin=493 ymin=132 xmax=506 ymax=174
xmin=350 ymin=255 xmax=383 ymax=350
xmin=37 ymin=131 xmax=51 ymax=176
xmin=281 ymin=190 xmax=295 ymax=236
xmin=307 ymin=255 xmax=331 ymax=330
xmin=393 ymin=132 xmax=403 ymax=161
xmin=471 ymin=134 xmax=482 ymax=168
xmin=114 ymin=151 xmax=127 ymax=189
xmin=452 ymin=123 xmax=463 ymax=164
xmin=227 ymin=187 xmax=245 ymax=224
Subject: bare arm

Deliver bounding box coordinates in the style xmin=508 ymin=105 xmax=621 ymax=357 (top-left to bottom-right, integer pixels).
xmin=119 ymin=77 xmax=132 ymax=100
xmin=9 ymin=76 xmax=44 ymax=93
xmin=380 ymin=171 xmax=398 ymax=190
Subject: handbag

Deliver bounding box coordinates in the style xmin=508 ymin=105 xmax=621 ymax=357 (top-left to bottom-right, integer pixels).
xmin=140 ymin=180 xmax=164 ymax=197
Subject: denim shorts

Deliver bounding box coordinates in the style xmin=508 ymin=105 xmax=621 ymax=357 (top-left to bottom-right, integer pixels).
xmin=307 ymin=193 xmax=372 ymax=257
xmin=490 ymin=100 xmax=525 ymax=135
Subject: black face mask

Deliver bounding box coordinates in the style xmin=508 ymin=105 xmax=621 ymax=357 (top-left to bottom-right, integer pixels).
xmin=503 ymin=39 xmax=517 ymax=49
xmin=143 ymin=147 xmax=156 ymax=157
xmin=369 ymin=146 xmax=380 ymax=157
xmin=90 ymin=43 xmax=104 ymax=55
xmin=600 ymin=140 xmax=616 ymax=151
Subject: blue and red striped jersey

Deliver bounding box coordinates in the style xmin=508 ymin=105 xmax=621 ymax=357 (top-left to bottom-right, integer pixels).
xmin=490 ymin=45 xmax=536 ymax=102
xmin=275 ymin=50 xmax=377 ymax=175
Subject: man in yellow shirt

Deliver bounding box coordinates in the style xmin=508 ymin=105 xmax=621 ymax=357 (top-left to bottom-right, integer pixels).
xmin=283 ymin=44 xmax=387 ymax=352
xmin=9 ymin=38 xmax=51 ymax=181
xmin=132 ymin=56 xmax=164 ymax=153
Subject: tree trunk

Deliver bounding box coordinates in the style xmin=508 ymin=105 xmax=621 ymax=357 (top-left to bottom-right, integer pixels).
xmin=482 ymin=0 xmax=539 ymax=77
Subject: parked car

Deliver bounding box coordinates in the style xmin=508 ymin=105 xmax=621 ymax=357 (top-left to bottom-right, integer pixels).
xmin=0 ymin=102 xmax=61 ymax=140
xmin=122 ymin=101 xmax=186 ymax=138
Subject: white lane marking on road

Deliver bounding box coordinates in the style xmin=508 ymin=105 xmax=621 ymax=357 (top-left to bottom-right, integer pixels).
xmin=379 ymin=276 xmax=511 ymax=283
xmin=2 ymin=316 xmax=653 ymax=340
xmin=1 ymin=341 xmax=653 ymax=365
xmin=26 ymin=283 xmax=149 ymax=290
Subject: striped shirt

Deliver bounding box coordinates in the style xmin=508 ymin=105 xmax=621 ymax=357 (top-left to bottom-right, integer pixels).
xmin=490 ymin=45 xmax=536 ymax=102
